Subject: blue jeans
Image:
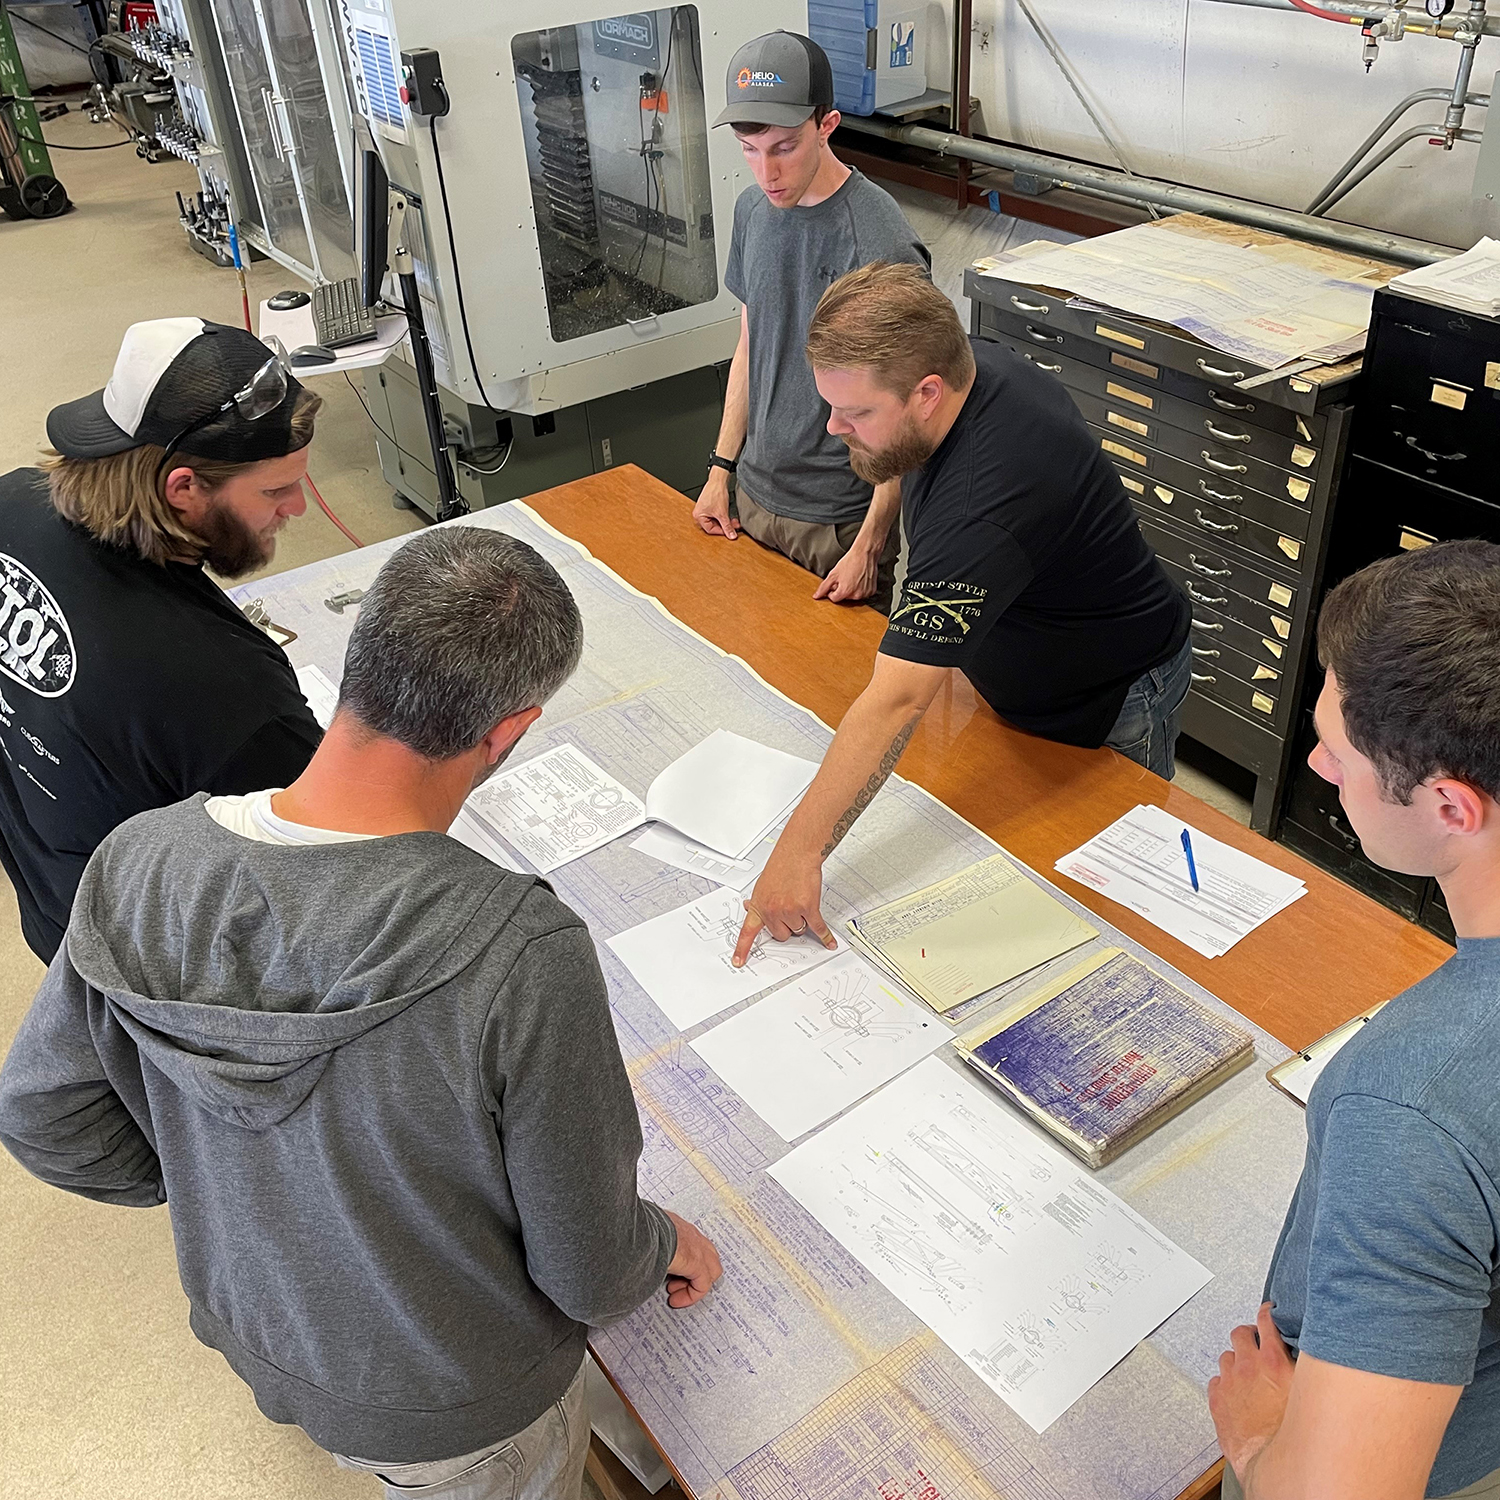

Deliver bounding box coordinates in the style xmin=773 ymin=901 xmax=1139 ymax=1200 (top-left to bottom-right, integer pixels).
xmin=1103 ymin=636 xmax=1193 ymax=780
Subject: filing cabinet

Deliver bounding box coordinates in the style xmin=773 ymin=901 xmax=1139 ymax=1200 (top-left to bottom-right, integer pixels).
xmin=1275 ymin=288 xmax=1500 ymax=942
xmin=966 ymin=265 xmax=1359 ymax=833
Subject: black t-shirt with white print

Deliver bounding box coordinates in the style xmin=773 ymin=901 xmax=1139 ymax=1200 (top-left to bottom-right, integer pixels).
xmin=0 ymin=468 xmax=321 ymax=962
xmin=880 ymin=339 xmax=1189 ymax=747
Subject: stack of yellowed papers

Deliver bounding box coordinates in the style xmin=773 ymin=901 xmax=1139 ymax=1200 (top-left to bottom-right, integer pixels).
xmin=844 ymin=853 xmax=1098 ymax=1016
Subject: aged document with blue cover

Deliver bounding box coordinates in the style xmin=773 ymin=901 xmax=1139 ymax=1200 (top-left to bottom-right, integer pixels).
xmin=957 ymin=948 xmax=1254 ymax=1166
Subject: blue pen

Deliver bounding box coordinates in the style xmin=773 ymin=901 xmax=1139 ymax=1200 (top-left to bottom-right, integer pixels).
xmin=1181 ymin=828 xmax=1200 ymax=892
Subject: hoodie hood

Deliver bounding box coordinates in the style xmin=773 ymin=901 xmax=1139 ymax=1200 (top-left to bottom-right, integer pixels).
xmin=67 ymin=795 xmax=541 ymax=1129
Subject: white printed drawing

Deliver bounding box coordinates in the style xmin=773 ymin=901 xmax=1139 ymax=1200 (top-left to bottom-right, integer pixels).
xmin=791 ymin=963 xmax=931 ymax=1071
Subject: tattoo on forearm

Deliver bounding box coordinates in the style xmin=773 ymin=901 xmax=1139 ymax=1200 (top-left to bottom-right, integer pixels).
xmin=822 ymin=713 xmax=922 ymax=859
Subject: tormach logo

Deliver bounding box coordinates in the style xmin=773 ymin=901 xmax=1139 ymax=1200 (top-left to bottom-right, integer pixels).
xmin=0 ymin=554 xmax=76 ymax=697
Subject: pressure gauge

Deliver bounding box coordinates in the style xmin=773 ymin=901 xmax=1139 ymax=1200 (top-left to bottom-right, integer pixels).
xmin=1425 ymin=0 xmax=1454 ymax=16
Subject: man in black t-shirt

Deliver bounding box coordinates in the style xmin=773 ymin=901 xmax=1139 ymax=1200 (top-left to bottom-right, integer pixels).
xmin=733 ymin=262 xmax=1191 ymax=961
xmin=0 ymin=317 xmax=326 ymax=962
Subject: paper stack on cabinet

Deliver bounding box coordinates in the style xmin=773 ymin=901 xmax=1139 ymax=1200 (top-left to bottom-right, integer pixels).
xmin=1054 ymin=804 xmax=1306 ymax=958
xmin=1389 ymin=237 xmax=1500 ymax=317
xmin=845 ymin=853 xmax=1098 ymax=1015
xmin=955 ymin=948 xmax=1255 ymax=1167
xmin=459 ymin=730 xmax=817 ymax=874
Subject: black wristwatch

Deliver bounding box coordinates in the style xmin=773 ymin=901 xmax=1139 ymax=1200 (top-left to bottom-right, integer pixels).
xmin=708 ymin=450 xmax=738 ymax=474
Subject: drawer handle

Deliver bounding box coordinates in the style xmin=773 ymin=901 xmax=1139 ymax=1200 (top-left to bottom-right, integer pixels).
xmin=1025 ymin=324 xmax=1063 ymax=345
xmin=1202 ymin=451 xmax=1248 ymax=474
xmin=1011 ymin=295 xmax=1051 ymax=314
xmin=1209 ymin=390 xmax=1256 ymax=413
xmin=1191 ymin=646 xmax=1221 ymax=658
xmin=1187 ymin=585 xmax=1229 ymax=604
xmin=1326 ymin=811 xmax=1360 ymax=851
xmin=1191 ymin=671 xmax=1218 ymax=683
xmin=1027 ymin=357 xmax=1063 ymax=372
xmin=1191 ymin=617 xmax=1224 ymax=631
xmin=1198 ymin=359 xmax=1247 ymax=380
xmin=1199 ymin=481 xmax=1244 ymax=504
xmin=1404 ymin=434 xmax=1467 ymax=463
xmin=1204 ymin=421 xmax=1252 ymax=444
xmin=1188 ymin=552 xmax=1232 ymax=577
xmin=1194 ymin=509 xmax=1239 ymax=533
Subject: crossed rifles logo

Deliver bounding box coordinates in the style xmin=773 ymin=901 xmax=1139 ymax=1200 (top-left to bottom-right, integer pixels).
xmin=890 ymin=589 xmax=976 ymax=635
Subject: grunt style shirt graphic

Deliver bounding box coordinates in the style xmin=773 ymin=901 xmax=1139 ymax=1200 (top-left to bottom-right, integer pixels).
xmin=880 ymin=339 xmax=1189 ymax=747
xmin=0 ymin=468 xmax=322 ymax=963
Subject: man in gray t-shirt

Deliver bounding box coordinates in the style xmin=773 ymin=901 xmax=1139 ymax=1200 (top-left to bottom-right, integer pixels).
xmin=692 ymin=31 xmax=928 ymax=613
xmin=1209 ymin=542 xmax=1500 ymax=1500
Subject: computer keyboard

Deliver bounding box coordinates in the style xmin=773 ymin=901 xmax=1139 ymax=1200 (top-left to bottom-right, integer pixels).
xmin=311 ymin=278 xmax=378 ymax=350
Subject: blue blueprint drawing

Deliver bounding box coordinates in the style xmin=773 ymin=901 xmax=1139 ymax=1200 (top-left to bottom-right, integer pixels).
xmin=235 ymin=501 xmax=1309 ymax=1500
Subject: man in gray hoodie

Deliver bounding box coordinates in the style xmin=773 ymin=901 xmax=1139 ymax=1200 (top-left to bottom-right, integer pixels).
xmin=0 ymin=525 xmax=722 ymax=1499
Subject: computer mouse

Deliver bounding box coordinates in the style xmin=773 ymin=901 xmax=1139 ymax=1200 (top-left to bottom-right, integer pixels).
xmin=290 ymin=345 xmax=338 ymax=365
xmin=268 ymin=289 xmax=311 ymax=311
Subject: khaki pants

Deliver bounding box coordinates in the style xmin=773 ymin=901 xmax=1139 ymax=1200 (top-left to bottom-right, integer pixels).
xmin=1220 ymin=1456 xmax=1500 ymax=1499
xmin=734 ymin=487 xmax=899 ymax=615
xmin=334 ymin=1363 xmax=588 ymax=1500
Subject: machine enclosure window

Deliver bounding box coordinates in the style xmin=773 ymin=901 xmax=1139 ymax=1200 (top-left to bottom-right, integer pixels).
xmin=513 ymin=7 xmax=719 ymax=344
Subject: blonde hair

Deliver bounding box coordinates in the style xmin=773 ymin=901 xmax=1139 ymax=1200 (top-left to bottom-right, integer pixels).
xmin=806 ymin=261 xmax=975 ymax=397
xmin=39 ymin=388 xmax=322 ymax=566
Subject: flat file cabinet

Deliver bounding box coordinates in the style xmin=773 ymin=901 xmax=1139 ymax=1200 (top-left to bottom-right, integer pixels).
xmin=1275 ymin=287 xmax=1500 ymax=944
xmin=965 ymin=265 xmax=1359 ymax=833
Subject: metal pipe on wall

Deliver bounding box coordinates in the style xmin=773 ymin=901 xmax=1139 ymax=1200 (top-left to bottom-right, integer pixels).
xmin=837 ymin=113 xmax=1459 ymax=263
xmin=1305 ymin=86 xmax=1489 ymax=212
xmin=1197 ymin=0 xmax=1500 ymax=38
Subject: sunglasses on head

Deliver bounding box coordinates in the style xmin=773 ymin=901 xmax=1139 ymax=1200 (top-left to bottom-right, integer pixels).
xmin=155 ymin=336 xmax=293 ymax=488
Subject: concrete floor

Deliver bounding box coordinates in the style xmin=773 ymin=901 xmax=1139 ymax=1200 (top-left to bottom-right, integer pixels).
xmin=0 ymin=105 xmax=1252 ymax=1499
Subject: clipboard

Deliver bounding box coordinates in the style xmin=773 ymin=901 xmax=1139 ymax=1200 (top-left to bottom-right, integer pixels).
xmin=1267 ymin=1001 xmax=1389 ymax=1107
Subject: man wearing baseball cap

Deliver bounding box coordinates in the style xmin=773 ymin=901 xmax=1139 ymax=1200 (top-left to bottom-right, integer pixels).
xmin=0 ymin=317 xmax=326 ymax=963
xmin=693 ymin=30 xmax=928 ymax=613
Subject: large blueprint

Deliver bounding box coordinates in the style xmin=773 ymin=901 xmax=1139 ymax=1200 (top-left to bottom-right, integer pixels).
xmin=233 ymin=502 xmax=1310 ymax=1500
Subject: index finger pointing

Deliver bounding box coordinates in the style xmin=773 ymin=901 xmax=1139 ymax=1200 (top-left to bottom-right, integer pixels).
xmin=732 ymin=905 xmax=765 ymax=968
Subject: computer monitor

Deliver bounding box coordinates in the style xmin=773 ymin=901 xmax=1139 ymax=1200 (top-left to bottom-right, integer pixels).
xmin=356 ymin=141 xmax=390 ymax=310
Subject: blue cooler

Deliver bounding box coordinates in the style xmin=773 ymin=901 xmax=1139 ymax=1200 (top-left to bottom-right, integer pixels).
xmin=809 ymin=0 xmax=929 ymax=116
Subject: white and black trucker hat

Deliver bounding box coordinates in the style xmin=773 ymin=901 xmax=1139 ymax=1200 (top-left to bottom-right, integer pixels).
xmin=713 ymin=30 xmax=836 ymax=130
xmin=47 ymin=317 xmax=307 ymax=462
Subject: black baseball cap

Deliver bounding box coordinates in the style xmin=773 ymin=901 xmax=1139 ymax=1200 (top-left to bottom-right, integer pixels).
xmin=47 ymin=317 xmax=308 ymax=462
xmin=713 ymin=31 xmax=835 ymax=130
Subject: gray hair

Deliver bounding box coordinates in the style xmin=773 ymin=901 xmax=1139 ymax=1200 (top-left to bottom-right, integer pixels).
xmin=339 ymin=526 xmax=583 ymax=759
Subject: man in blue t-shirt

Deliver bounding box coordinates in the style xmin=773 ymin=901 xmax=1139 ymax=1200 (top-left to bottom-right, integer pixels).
xmin=1210 ymin=540 xmax=1500 ymax=1500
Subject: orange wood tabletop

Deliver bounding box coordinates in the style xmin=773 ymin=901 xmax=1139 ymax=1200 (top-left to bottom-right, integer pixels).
xmin=528 ymin=464 xmax=1451 ymax=1055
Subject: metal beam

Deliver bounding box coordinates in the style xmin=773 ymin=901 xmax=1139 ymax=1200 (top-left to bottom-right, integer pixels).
xmin=837 ymin=114 xmax=1459 ymax=264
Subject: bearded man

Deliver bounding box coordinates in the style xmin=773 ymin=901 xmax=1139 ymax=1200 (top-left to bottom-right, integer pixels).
xmin=0 ymin=317 xmax=325 ymax=962
xmin=731 ymin=261 xmax=1193 ymax=963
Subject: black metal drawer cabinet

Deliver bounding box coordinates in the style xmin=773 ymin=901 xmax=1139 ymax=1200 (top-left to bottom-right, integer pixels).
xmin=1274 ymin=288 xmax=1500 ymax=941
xmin=966 ymin=265 xmax=1358 ymax=832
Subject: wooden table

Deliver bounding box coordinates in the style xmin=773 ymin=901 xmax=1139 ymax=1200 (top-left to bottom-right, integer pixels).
xmin=531 ymin=465 xmax=1450 ymax=1056
xmin=527 ymin=465 xmax=1452 ymax=1500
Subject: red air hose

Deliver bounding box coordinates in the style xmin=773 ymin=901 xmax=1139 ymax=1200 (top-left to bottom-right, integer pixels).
xmin=1285 ymin=0 xmax=1360 ymax=21
xmin=306 ymin=474 xmax=363 ymax=549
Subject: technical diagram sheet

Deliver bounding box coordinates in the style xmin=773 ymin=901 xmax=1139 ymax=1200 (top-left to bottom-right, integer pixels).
xmin=464 ymin=742 xmax=646 ymax=873
xmin=770 ymin=1057 xmax=1213 ymax=1433
xmin=293 ymin=663 xmax=339 ymax=729
xmin=689 ymin=952 xmax=952 ymax=1142
xmin=630 ymin=822 xmax=777 ymax=892
xmin=608 ymin=886 xmax=843 ymax=1031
